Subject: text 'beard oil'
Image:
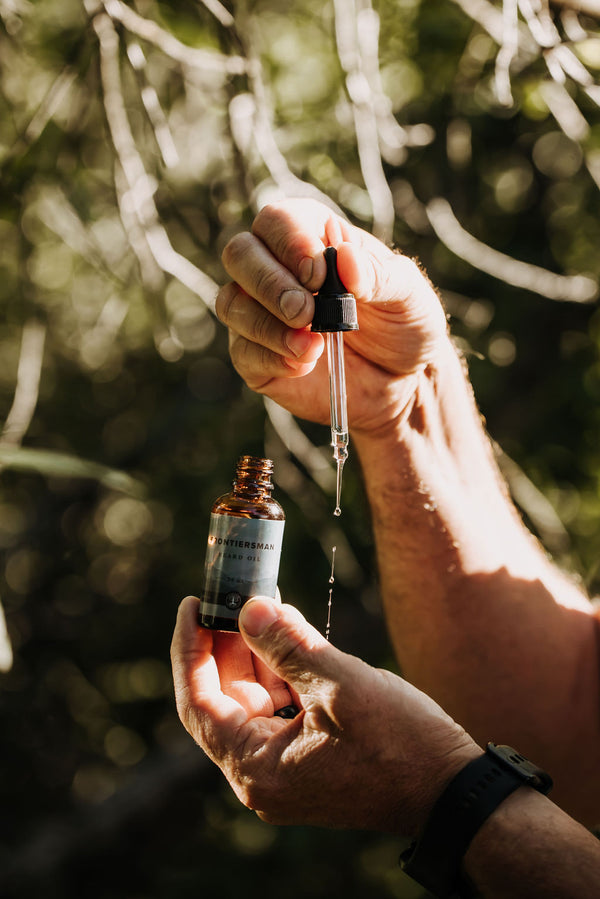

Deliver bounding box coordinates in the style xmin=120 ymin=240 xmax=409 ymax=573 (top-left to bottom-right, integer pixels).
xmin=198 ymin=456 xmax=285 ymax=632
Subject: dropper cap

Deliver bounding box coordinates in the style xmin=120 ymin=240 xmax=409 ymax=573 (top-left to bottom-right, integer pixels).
xmin=311 ymin=247 xmax=359 ymax=333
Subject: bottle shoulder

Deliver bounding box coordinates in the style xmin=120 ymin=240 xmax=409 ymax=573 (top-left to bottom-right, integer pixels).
xmin=211 ymin=492 xmax=285 ymax=520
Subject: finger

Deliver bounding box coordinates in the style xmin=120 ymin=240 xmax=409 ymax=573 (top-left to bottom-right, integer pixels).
xmin=228 ymin=330 xmax=324 ymax=392
xmin=222 ymin=232 xmax=315 ymax=329
xmin=252 ymin=653 xmax=296 ymax=713
xmin=252 ymin=587 xmax=299 ymax=713
xmin=250 ymin=200 xmax=444 ymax=329
xmin=251 ymin=199 xmax=338 ymax=291
xmin=216 ymin=283 xmax=324 ymax=363
xmin=324 ymin=215 xmax=345 ymax=249
xmin=238 ymin=598 xmax=344 ymax=697
xmin=326 ymin=241 xmax=448 ymax=371
xmin=170 ymin=597 xmax=248 ymax=753
xmin=341 ymin=240 xmax=446 ymax=334
xmin=212 ymin=631 xmax=275 ymax=718
xmin=170 ymin=596 xmax=219 ymax=713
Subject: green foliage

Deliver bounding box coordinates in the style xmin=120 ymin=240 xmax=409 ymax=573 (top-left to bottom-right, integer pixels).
xmin=0 ymin=0 xmax=599 ymax=896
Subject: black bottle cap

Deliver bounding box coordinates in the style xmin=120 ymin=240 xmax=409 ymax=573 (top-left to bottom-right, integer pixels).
xmin=311 ymin=246 xmax=359 ymax=333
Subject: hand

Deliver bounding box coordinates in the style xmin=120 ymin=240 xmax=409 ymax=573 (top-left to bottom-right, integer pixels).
xmin=171 ymin=595 xmax=480 ymax=834
xmin=216 ymin=199 xmax=449 ymax=435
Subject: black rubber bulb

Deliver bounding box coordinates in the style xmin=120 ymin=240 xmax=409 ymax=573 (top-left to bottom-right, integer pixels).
xmin=311 ymin=247 xmax=359 ymax=333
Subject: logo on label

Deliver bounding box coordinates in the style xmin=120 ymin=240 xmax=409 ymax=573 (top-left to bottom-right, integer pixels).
xmin=225 ymin=592 xmax=242 ymax=610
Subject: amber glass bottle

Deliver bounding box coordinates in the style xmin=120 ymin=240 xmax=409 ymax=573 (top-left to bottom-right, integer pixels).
xmin=198 ymin=456 xmax=285 ymax=632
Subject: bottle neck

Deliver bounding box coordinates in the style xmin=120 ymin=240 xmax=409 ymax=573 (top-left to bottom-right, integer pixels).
xmin=233 ymin=478 xmax=272 ymax=499
xmin=232 ymin=456 xmax=274 ymax=498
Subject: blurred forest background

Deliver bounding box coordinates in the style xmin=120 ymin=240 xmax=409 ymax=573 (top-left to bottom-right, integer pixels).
xmin=0 ymin=0 xmax=599 ymax=896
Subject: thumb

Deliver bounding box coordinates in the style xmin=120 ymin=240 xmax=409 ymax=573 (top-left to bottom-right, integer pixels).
xmin=238 ymin=597 xmax=334 ymax=690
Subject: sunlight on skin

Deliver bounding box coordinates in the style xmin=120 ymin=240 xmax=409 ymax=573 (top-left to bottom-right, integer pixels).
xmin=172 ymin=597 xmax=296 ymax=753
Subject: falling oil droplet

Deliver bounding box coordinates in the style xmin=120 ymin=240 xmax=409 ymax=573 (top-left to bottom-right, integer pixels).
xmin=334 ymin=458 xmax=344 ymax=517
xmin=325 ymin=545 xmax=337 ymax=641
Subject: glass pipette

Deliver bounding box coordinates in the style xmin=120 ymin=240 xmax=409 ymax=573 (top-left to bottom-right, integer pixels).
xmin=327 ymin=330 xmax=348 ymax=515
xmin=311 ymin=247 xmax=358 ymax=516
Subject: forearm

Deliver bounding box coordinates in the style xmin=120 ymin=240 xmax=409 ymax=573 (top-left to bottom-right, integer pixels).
xmin=355 ymin=338 xmax=586 ymax=598
xmin=463 ymin=788 xmax=600 ymax=898
xmin=353 ymin=337 xmax=600 ymax=821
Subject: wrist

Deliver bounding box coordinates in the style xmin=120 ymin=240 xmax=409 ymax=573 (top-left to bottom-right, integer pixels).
xmin=351 ymin=336 xmax=461 ymax=452
xmin=351 ymin=338 xmax=537 ymax=578
xmin=409 ymin=739 xmax=483 ymax=837
xmin=460 ymin=784 xmax=537 ymax=890
xmin=400 ymin=743 xmax=553 ymax=898
xmin=461 ymin=784 xmax=600 ymax=899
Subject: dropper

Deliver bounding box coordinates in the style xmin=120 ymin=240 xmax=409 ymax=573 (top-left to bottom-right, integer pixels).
xmin=311 ymin=247 xmax=359 ymax=516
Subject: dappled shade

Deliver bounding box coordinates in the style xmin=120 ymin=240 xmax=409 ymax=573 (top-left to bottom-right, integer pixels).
xmin=0 ymin=0 xmax=599 ymax=897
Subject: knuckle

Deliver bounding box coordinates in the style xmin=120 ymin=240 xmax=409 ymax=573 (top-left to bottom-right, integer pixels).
xmin=325 ymin=679 xmax=346 ymax=718
xmin=252 ymin=202 xmax=284 ymax=236
xmin=228 ymin=331 xmax=249 ymax=372
xmin=254 ymin=265 xmax=285 ymax=303
xmin=392 ymin=254 xmax=447 ymax=327
xmin=235 ymin=769 xmax=277 ymax=813
xmin=311 ymin=683 xmax=345 ymax=734
xmin=390 ymin=253 xmax=429 ymax=297
xmin=229 ymin=336 xmax=275 ymax=392
xmin=222 ymin=231 xmax=253 ymax=272
xmin=255 ymin=808 xmax=279 ymax=825
xmin=251 ymin=309 xmax=276 ymax=347
xmin=267 ymin=627 xmax=308 ymax=678
xmin=399 ymin=254 xmax=421 ymax=283
xmin=252 ymin=204 xmax=300 ymax=268
xmin=237 ymin=781 xmax=262 ymax=811
xmin=215 ymin=282 xmax=238 ymax=324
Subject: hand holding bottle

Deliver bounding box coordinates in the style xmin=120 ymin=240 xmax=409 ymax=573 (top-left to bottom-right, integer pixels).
xmin=171 ymin=594 xmax=480 ymax=835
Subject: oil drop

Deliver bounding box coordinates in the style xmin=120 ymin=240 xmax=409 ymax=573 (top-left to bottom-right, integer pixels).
xmin=325 ymin=545 xmax=337 ymax=641
xmin=334 ymin=456 xmax=344 ymax=517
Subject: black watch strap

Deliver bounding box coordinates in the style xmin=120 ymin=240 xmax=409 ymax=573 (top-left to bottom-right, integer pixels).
xmin=399 ymin=743 xmax=553 ymax=898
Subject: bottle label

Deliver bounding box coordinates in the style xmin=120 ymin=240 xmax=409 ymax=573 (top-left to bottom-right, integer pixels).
xmin=200 ymin=514 xmax=285 ymax=620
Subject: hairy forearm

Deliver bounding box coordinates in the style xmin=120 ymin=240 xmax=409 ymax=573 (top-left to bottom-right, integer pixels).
xmin=353 ymin=338 xmax=600 ymax=822
xmin=463 ymin=788 xmax=600 ymax=898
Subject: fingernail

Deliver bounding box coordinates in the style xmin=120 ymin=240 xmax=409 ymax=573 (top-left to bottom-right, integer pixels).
xmin=298 ymin=257 xmax=313 ymax=286
xmin=285 ymin=328 xmax=312 ymax=357
xmin=239 ymin=599 xmax=279 ymax=637
xmin=280 ymin=289 xmax=306 ymax=321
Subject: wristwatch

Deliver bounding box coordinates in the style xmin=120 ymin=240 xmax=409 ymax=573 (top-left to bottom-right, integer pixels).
xmin=399 ymin=742 xmax=553 ymax=898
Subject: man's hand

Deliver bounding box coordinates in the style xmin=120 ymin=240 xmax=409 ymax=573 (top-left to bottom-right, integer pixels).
xmin=216 ymin=198 xmax=449 ymax=435
xmin=171 ymin=595 xmax=480 ymax=834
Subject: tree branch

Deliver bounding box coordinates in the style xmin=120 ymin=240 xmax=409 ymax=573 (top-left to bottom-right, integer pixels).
xmin=426 ymin=197 xmax=598 ymax=302
xmin=1 ymin=319 xmax=46 ymax=448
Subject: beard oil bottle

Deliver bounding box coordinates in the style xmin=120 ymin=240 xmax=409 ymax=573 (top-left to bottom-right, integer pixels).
xmin=198 ymin=456 xmax=285 ymax=632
